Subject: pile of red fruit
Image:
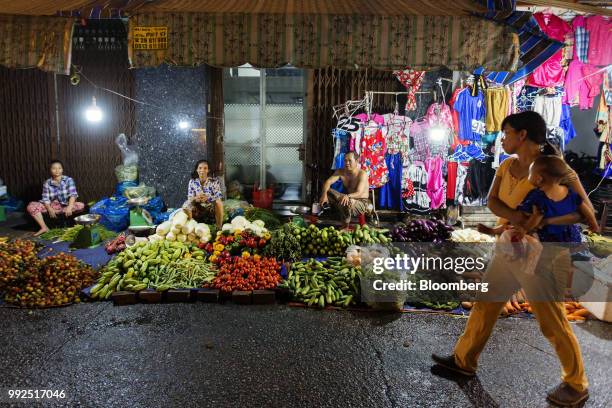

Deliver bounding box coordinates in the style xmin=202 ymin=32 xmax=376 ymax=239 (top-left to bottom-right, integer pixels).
xmin=199 ymin=230 xmax=269 ymax=259
xmin=205 ymin=256 xmax=282 ymax=292
xmin=105 ymin=233 xmax=127 ymax=254
xmin=1 ymin=240 xmax=97 ymax=308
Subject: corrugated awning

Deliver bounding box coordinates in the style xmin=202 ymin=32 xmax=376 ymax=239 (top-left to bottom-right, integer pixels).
xmin=0 ymin=14 xmax=73 ymax=74
xmin=0 ymin=0 xmax=488 ymax=16
xmin=128 ymin=0 xmax=488 ymax=16
xmin=127 ymin=12 xmax=518 ymax=71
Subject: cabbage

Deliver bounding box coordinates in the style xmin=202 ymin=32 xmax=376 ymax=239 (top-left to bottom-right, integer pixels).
xmin=156 ymin=221 xmax=172 ymax=236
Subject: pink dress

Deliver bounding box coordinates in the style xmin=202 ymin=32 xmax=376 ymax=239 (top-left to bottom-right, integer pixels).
xmin=564 ymin=60 xmax=604 ymax=109
xmin=527 ymin=13 xmax=571 ymax=87
xmin=425 ymin=156 xmax=445 ymax=210
xmin=586 ymin=15 xmax=612 ymax=66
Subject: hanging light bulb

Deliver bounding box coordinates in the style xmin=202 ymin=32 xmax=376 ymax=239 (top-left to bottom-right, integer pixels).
xmin=178 ymin=120 xmax=190 ymax=130
xmin=429 ymin=126 xmax=446 ymax=141
xmin=85 ymin=96 xmax=103 ymax=122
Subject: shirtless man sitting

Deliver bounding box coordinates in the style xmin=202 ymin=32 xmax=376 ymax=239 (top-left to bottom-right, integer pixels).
xmin=319 ymin=152 xmax=370 ymax=229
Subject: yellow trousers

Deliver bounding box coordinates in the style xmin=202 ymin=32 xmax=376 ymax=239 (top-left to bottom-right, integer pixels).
xmin=453 ymin=247 xmax=588 ymax=392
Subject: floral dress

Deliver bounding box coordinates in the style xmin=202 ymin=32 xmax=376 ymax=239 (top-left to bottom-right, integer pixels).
xmin=360 ymin=125 xmax=389 ymax=189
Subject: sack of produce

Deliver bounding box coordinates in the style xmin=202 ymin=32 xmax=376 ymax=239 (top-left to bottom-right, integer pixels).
xmin=115 ymin=165 xmax=138 ymax=182
xmin=90 ymin=197 xmax=129 ymax=232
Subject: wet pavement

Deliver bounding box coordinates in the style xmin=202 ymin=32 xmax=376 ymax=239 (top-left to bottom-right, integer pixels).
xmin=0 ymin=303 xmax=610 ymax=408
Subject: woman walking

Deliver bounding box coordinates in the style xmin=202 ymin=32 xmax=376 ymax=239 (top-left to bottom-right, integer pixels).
xmin=432 ymin=111 xmax=593 ymax=407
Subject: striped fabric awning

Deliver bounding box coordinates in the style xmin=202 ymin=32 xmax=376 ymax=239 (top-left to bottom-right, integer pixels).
xmin=0 ymin=14 xmax=74 ymax=74
xmin=476 ymin=1 xmax=565 ymax=85
xmin=127 ymin=12 xmax=518 ymax=71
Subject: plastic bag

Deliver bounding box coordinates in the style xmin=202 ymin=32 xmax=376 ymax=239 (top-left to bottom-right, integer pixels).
xmin=123 ymin=183 xmax=156 ymax=199
xmin=0 ymin=195 xmax=24 ymax=212
xmin=90 ymin=196 xmax=129 ymax=232
xmin=224 ymin=199 xmax=251 ymax=221
xmin=115 ymin=181 xmax=138 ymax=197
xmin=359 ymin=244 xmax=406 ymax=311
xmin=496 ymin=230 xmax=543 ymax=276
xmin=115 ymin=133 xmax=139 ymax=166
xmin=115 ymin=165 xmax=138 ymax=182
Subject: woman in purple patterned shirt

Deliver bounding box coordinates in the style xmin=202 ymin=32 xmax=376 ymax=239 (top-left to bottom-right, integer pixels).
xmin=26 ymin=160 xmax=85 ymax=236
xmin=183 ymin=160 xmax=224 ymax=228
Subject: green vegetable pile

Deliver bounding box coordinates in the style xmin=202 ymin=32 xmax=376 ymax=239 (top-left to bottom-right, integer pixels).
xmin=280 ymin=257 xmax=362 ymax=308
xmin=263 ymin=224 xmax=302 ymax=261
xmin=287 ymin=224 xmax=390 ymax=257
xmin=245 ymin=208 xmax=282 ymax=230
xmin=90 ymin=241 xmax=211 ymax=299
xmin=40 ymin=225 xmax=117 ymax=243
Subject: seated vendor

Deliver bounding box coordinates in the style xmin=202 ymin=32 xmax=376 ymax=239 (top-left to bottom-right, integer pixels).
xmin=27 ymin=160 xmax=85 ymax=236
xmin=319 ymin=152 xmax=369 ymax=229
xmin=184 ymin=160 xmax=224 ymax=229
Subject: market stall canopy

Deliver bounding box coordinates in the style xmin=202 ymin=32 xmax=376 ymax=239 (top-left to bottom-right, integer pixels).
xmin=127 ymin=12 xmax=518 ymax=70
xmin=0 ymin=14 xmax=73 ymax=74
xmin=0 ymin=0 xmax=489 ymax=17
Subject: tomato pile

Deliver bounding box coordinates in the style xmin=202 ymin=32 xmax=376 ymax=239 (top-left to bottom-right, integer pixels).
xmin=199 ymin=230 xmax=270 ymax=263
xmin=205 ymin=256 xmax=282 ymax=292
xmin=0 ymin=240 xmax=96 ymax=308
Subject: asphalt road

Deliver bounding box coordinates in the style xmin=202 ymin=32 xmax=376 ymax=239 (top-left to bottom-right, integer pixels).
xmin=0 ymin=303 xmax=610 ymax=408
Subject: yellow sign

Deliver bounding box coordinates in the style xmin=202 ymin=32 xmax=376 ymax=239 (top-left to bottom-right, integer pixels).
xmin=133 ymin=26 xmax=168 ymax=50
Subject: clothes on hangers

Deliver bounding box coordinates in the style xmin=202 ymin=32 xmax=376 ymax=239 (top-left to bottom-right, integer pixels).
xmin=533 ymin=94 xmax=562 ymax=128
xmin=564 ymin=60 xmax=592 ymax=109
xmin=402 ymin=163 xmax=430 ymax=214
xmin=454 ymin=88 xmax=486 ymax=141
xmin=595 ymin=88 xmax=611 ymax=172
xmin=510 ymin=79 xmax=526 ymax=114
xmin=355 ymin=113 xmax=385 ymax=125
xmin=425 ymin=157 xmax=446 ymax=210
xmin=393 ymin=69 xmax=426 ymax=112
xmin=464 ymin=157 xmax=495 ymax=202
xmin=485 ymin=87 xmax=509 ymax=132
xmin=360 ymin=125 xmax=388 ymax=188
xmin=586 ymin=15 xmax=612 ymax=66
xmin=349 ymin=121 xmax=365 ymax=156
xmin=527 ymin=12 xmax=571 ymax=87
xmin=331 ymin=128 xmax=351 ymax=170
xmin=547 ymin=127 xmax=566 ymax=151
xmin=559 ymin=104 xmax=577 ymax=145
xmin=446 ymin=161 xmax=458 ymax=201
xmin=379 ymin=153 xmax=403 ymax=210
xmin=572 ymin=16 xmax=589 ymax=64
xmin=408 ymin=120 xmax=431 ymax=162
xmin=605 ymin=67 xmax=612 ymax=106
xmin=382 ymin=114 xmax=412 ymax=158
xmin=493 ymin=132 xmax=512 ymax=169
xmin=454 ymin=164 xmax=469 ymax=206
xmin=425 ymin=102 xmax=454 ymax=130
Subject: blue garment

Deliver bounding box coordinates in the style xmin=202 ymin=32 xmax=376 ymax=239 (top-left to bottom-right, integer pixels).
xmin=379 ymin=153 xmax=402 ymax=210
xmin=559 ymin=104 xmax=576 ymax=144
xmin=454 ymin=89 xmax=485 ymax=141
xmin=517 ymin=188 xmax=582 ymax=242
xmin=330 ymin=179 xmax=345 ymax=194
xmin=332 ymin=129 xmax=350 ymax=170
